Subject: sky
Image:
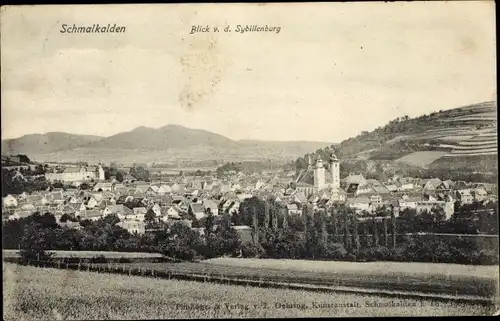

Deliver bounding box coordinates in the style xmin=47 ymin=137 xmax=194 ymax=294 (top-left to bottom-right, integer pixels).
xmin=1 ymin=2 xmax=496 ymax=143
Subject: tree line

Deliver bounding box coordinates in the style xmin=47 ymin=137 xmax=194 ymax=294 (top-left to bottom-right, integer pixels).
xmin=3 ymin=197 xmax=498 ymax=265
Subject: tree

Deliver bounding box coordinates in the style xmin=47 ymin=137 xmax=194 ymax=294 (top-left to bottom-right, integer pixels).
xmin=352 ymin=217 xmax=360 ymax=250
xmin=19 ymin=222 xmax=55 ymax=262
xmin=79 ymin=182 xmax=90 ymax=190
xmin=264 ymin=201 xmax=270 ymax=228
xmin=116 ymin=171 xmax=124 ymax=182
xmin=251 ymin=207 xmax=258 ymax=245
xmin=100 ymin=214 xmax=120 ymax=226
xmin=59 ymin=213 xmax=71 ymax=223
xmin=204 ymin=208 xmax=215 ymax=240
xmin=159 ymin=222 xmax=203 ymax=261
xmin=144 ymin=209 xmax=157 ymax=229
xmin=282 ymin=208 xmax=289 ymax=230
xmin=130 ymin=166 xmax=150 ymax=182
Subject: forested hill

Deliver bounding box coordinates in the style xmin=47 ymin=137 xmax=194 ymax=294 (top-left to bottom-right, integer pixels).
xmin=295 ymin=101 xmax=497 ymax=180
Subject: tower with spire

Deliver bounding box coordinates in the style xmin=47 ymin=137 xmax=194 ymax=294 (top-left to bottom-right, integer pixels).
xmin=313 ymin=156 xmax=325 ymax=190
xmin=328 ymin=153 xmax=340 ymax=188
xmin=98 ymin=163 xmax=105 ymax=181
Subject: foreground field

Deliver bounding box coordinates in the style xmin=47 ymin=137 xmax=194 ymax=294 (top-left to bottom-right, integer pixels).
xmin=3 ymin=263 xmax=495 ymax=319
xmin=87 ymin=258 xmax=498 ymax=299
xmin=204 ymin=258 xmax=499 ymax=279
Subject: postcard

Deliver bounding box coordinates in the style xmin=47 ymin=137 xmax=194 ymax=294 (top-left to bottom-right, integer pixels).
xmin=1 ymin=2 xmax=498 ymax=319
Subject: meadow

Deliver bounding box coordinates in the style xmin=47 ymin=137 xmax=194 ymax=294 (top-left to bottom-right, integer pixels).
xmin=86 ymin=258 xmax=499 ymax=299
xmin=3 ymin=263 xmax=495 ymax=320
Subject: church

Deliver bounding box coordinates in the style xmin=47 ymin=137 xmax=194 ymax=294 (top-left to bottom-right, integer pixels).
xmin=293 ymin=153 xmax=347 ymax=203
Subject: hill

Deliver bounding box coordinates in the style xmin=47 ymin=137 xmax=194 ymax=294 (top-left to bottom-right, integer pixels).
xmin=295 ymin=101 xmax=497 ymax=179
xmin=83 ymin=125 xmax=238 ymax=150
xmin=1 ymin=125 xmax=333 ymax=164
xmin=1 ymin=132 xmax=103 ymax=155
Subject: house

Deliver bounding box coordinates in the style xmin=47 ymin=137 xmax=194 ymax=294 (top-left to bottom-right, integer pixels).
xmin=456 ymin=189 xmax=474 ymax=204
xmin=384 ymin=183 xmax=399 ymax=193
xmin=64 ymin=195 xmax=79 ymax=204
xmin=135 ymin=183 xmax=151 ymax=193
xmin=49 ymin=192 xmax=65 ymax=205
xmin=398 ymin=195 xmax=421 ymax=210
xmin=286 ymin=203 xmax=302 ymax=216
xmin=116 ymin=219 xmax=145 ymax=235
xmin=368 ymin=193 xmax=383 ymax=206
xmin=472 ymin=188 xmax=488 ymax=202
xmin=150 ymin=203 xmax=162 ymax=217
xmin=157 ymin=184 xmax=172 ymax=195
xmin=346 ymin=196 xmax=372 ymax=213
xmin=292 ymin=191 xmax=308 ymax=204
xmin=2 ymin=195 xmax=18 ymax=208
xmin=102 ymin=204 xmax=133 ymax=219
xmin=344 ymin=174 xmax=367 ymax=186
xmin=147 ymin=185 xmax=160 ymax=195
xmin=416 ymin=201 xmax=454 ymax=220
xmin=161 ymin=206 xmax=181 ymax=222
xmin=189 ymin=203 xmax=205 ymax=220
xmin=26 ymin=195 xmax=49 ymax=206
xmin=436 ymin=181 xmax=452 ymax=192
xmin=171 ymin=183 xmax=186 ymax=194
xmin=398 ymin=182 xmax=415 ymax=191
xmin=84 ymin=210 xmax=103 ymax=221
xmin=226 ymin=201 xmax=240 ymax=215
xmin=423 ymin=178 xmax=442 ymax=192
xmin=21 ymin=203 xmax=37 ymax=212
xmin=83 ymin=195 xmax=100 ymax=209
xmin=93 ymin=182 xmax=114 ymax=192
xmin=132 ymin=207 xmax=147 ymax=221
xmin=320 ymin=188 xmax=347 ymax=203
xmin=202 ymin=199 xmax=219 ymax=216
xmin=67 ymin=202 xmax=86 ymax=216
xmin=8 ymin=211 xmax=32 ymax=220
xmin=371 ymin=185 xmax=391 ymax=195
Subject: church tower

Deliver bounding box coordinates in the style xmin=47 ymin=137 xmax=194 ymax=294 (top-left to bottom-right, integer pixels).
xmin=313 ymin=156 xmax=325 ymax=190
xmin=98 ymin=163 xmax=105 ymax=181
xmin=329 ymin=154 xmax=340 ymax=188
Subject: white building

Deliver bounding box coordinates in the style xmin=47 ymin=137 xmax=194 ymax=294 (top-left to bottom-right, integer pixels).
xmin=45 ymin=165 xmax=104 ymax=183
xmin=2 ymin=195 xmax=18 ymax=208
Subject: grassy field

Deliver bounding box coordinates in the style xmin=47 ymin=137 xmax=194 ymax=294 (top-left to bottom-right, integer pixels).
xmin=84 ymin=258 xmax=499 ymax=299
xmin=204 ymin=258 xmax=499 ymax=279
xmin=3 ymin=263 xmax=495 ymax=320
xmin=2 ymin=250 xmax=163 ymax=259
xmin=395 ymin=151 xmax=449 ymax=167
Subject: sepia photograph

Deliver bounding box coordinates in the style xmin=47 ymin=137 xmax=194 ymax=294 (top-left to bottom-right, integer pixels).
xmin=1 ymin=1 xmax=498 ymax=319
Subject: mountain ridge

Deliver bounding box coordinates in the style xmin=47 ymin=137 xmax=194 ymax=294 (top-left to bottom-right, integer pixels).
xmin=1 ymin=124 xmax=334 ymax=163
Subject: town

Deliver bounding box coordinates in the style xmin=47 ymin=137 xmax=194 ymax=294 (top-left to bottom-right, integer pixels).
xmin=2 ymin=151 xmax=497 ymax=238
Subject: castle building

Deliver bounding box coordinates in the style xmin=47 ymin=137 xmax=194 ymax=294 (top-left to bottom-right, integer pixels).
xmin=45 ymin=164 xmax=106 ymax=183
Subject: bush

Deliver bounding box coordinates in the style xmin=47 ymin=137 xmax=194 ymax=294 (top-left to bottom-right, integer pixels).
xmin=372 ymin=246 xmax=391 ymax=260
xmin=19 ymin=249 xmax=54 ymax=263
xmin=386 ymin=247 xmax=407 ymax=262
xmin=344 ymin=253 xmax=356 ymax=261
xmin=324 ymin=243 xmax=347 ymax=260
xmin=117 ymin=257 xmax=132 ymax=263
xmin=89 ymin=255 xmax=108 ymax=263
xmin=241 ymin=243 xmax=265 ymax=258
xmin=478 ymin=249 xmax=499 ymax=265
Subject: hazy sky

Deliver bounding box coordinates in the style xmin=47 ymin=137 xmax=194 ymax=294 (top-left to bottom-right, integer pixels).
xmin=1 ymin=2 xmax=496 ymax=142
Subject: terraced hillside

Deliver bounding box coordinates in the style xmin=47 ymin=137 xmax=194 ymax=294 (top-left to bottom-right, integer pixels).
xmin=297 ymin=101 xmax=497 ymax=172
